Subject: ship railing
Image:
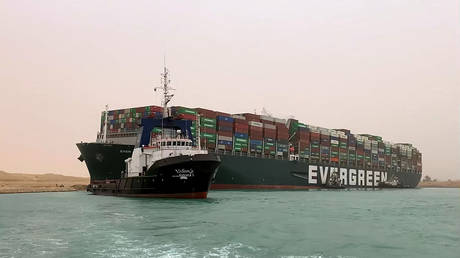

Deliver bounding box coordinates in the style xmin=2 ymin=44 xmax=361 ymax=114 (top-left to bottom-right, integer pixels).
xmin=209 ymin=148 xmax=419 ymax=173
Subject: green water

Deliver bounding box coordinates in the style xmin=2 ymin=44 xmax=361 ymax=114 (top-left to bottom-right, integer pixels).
xmin=0 ymin=189 xmax=459 ymax=258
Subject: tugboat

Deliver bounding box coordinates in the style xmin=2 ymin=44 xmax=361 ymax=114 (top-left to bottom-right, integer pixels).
xmin=378 ymin=176 xmax=402 ymax=188
xmin=324 ymin=172 xmax=345 ymax=189
xmin=82 ymin=66 xmax=221 ymax=198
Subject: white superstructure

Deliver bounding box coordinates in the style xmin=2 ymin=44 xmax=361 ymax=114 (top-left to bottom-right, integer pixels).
xmin=125 ymin=136 xmax=208 ymax=178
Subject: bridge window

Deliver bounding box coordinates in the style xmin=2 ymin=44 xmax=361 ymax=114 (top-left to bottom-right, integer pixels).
xmin=173 ymin=141 xmax=177 ymax=146
xmin=167 ymin=141 xmax=171 ymax=146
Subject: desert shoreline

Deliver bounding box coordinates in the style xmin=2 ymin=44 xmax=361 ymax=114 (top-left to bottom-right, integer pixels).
xmin=0 ymin=170 xmax=89 ymax=194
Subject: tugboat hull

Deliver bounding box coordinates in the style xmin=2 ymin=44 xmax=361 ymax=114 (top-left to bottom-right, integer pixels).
xmin=87 ymin=153 xmax=221 ymax=199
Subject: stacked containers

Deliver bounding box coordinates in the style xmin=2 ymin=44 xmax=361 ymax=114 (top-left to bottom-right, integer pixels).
xmin=242 ymin=114 xmax=263 ymax=153
xmin=391 ymin=144 xmax=399 ymax=169
xmin=288 ymin=120 xmax=310 ymax=158
xmin=309 ymin=126 xmax=320 ymax=161
xmin=275 ymin=118 xmax=289 ymax=157
xmin=409 ymin=146 xmax=414 ymax=171
xmin=216 ymin=114 xmax=234 ymax=151
xmin=347 ymin=134 xmax=357 ymax=165
xmin=356 ymin=135 xmax=365 ymax=166
xmin=384 ymin=141 xmax=392 ymax=169
xmin=363 ymin=136 xmax=372 ymax=166
xmin=248 ymin=121 xmax=263 ymax=153
xmin=263 ymin=124 xmax=277 ymax=155
xmin=371 ymin=139 xmax=379 ymax=167
xmin=171 ymin=106 xmax=197 ymax=143
xmin=171 ymin=106 xmax=197 ymax=121
xmin=320 ymin=128 xmax=331 ymax=163
xmin=105 ymin=105 xmax=163 ymax=135
xmin=416 ymin=150 xmax=422 ymax=173
xmin=233 ymin=115 xmax=249 ymax=152
xmin=338 ymin=131 xmax=348 ymax=164
xmin=330 ymin=130 xmax=339 ymax=163
xmin=378 ymin=141 xmax=385 ymax=168
xmin=196 ymin=108 xmax=218 ymax=150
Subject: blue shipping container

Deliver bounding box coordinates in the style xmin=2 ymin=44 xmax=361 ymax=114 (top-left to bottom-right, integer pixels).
xmin=250 ymin=140 xmax=263 ymax=145
xmin=218 ymin=140 xmax=233 ymax=146
xmin=217 ymin=116 xmax=234 ymax=123
xmin=217 ymin=126 xmax=233 ymax=132
xmin=234 ymin=132 xmax=248 ymax=139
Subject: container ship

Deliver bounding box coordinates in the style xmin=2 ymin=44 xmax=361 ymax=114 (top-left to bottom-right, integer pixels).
xmin=77 ymin=69 xmax=422 ymax=190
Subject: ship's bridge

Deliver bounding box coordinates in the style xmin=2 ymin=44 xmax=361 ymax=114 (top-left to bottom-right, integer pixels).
xmin=149 ymin=138 xmax=194 ymax=150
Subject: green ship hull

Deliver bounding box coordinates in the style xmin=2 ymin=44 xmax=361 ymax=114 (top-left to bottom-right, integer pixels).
xmin=77 ymin=143 xmax=421 ymax=189
xmin=213 ymin=154 xmax=421 ymax=189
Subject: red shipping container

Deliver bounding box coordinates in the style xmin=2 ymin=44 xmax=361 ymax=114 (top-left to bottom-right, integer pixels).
xmin=249 ymin=131 xmax=263 ymax=137
xmin=310 ymin=132 xmax=320 ymax=139
xmin=176 ymin=113 xmax=197 ymax=121
xmin=234 ymin=128 xmax=249 ymax=134
xmin=195 ymin=108 xmax=217 ymax=118
xmin=149 ymin=105 xmax=164 ymax=112
xmin=216 ymin=111 xmax=232 ymax=117
xmin=234 ymin=118 xmax=248 ymax=124
xmin=217 ymin=130 xmax=233 ymax=137
xmin=234 ymin=123 xmax=249 ymax=131
xmin=135 ymin=107 xmax=146 ymax=113
xmin=217 ymin=120 xmax=233 ymax=128
xmin=242 ymin=113 xmax=261 ymax=122
xmin=249 ymin=126 xmax=263 ymax=131
xmin=261 ymin=119 xmax=274 ymax=125
xmin=201 ymin=127 xmax=216 ymax=134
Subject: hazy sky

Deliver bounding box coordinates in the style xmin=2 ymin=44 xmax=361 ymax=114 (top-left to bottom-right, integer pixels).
xmin=1 ymin=0 xmax=459 ymax=180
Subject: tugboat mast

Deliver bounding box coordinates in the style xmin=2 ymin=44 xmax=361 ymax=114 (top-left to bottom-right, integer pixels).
xmin=158 ymin=66 xmax=174 ymax=118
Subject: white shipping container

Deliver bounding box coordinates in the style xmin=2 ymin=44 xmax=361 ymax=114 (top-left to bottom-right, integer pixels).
xmin=320 ymin=129 xmax=330 ymax=135
xmin=249 ymin=121 xmax=263 ymax=127
xmin=331 ymin=139 xmax=339 ymax=145
xmin=218 ymin=135 xmax=232 ymax=141
xmin=232 ymin=114 xmax=246 ymax=120
xmin=274 ymin=118 xmax=287 ymax=124
xmin=372 ymin=149 xmax=378 ymax=154
xmin=263 ymin=123 xmax=276 ymax=129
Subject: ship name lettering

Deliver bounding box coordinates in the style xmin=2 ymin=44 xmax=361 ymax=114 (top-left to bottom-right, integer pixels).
xmin=305 ymin=166 xmax=391 ymax=187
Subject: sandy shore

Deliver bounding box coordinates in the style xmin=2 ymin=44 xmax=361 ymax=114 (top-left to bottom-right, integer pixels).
xmin=0 ymin=171 xmax=89 ymax=194
xmin=418 ymin=180 xmax=460 ymax=188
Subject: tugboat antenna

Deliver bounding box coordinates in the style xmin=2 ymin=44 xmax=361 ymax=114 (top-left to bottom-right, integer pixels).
xmin=157 ymin=64 xmax=174 ymax=118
